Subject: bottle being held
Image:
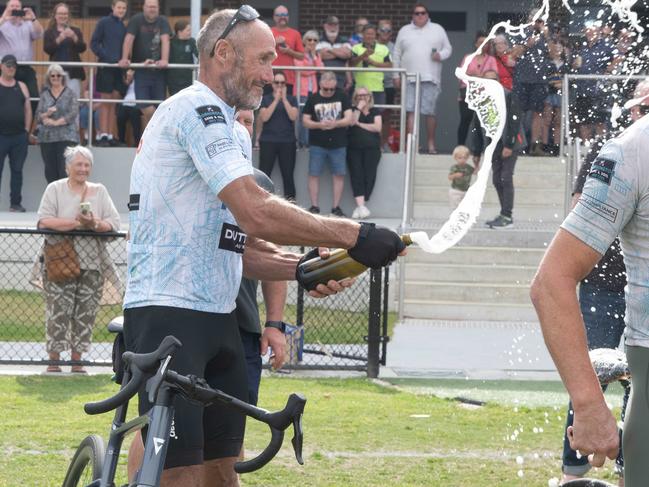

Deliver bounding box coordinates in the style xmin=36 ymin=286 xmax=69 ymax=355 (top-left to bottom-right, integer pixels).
xmin=296 ymin=225 xmax=411 ymax=291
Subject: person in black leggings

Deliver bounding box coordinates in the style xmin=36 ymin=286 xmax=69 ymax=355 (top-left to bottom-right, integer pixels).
xmin=347 ymin=86 xmax=382 ymax=219
xmin=257 ymin=71 xmax=299 ymax=201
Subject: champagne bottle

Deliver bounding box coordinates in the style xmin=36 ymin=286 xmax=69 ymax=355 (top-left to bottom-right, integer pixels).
xmin=296 ymin=234 xmax=412 ymax=291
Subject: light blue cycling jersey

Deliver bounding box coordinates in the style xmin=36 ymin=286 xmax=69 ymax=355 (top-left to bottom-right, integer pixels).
xmin=124 ymin=81 xmax=254 ymax=314
xmin=562 ymin=114 xmax=649 ymax=347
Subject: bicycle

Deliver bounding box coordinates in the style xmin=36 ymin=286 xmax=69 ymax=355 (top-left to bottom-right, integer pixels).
xmin=62 ymin=317 xmax=306 ymax=487
xmin=562 ymin=348 xmax=630 ymax=487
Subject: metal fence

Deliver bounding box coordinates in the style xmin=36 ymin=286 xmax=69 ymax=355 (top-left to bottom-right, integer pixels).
xmin=27 ymin=60 xmax=413 ymax=152
xmin=0 ymin=228 xmax=391 ymax=376
xmin=561 ymin=73 xmax=649 ymax=216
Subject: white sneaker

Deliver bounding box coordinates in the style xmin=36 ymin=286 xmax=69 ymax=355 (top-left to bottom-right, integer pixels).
xmin=359 ymin=205 xmax=371 ymax=219
xmin=351 ymin=206 xmax=362 ymax=219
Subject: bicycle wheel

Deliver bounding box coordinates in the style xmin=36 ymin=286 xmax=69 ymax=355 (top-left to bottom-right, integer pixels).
xmin=62 ymin=434 xmax=105 ymax=487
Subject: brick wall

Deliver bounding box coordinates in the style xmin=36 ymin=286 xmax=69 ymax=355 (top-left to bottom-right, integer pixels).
xmin=296 ymin=0 xmax=417 ymax=34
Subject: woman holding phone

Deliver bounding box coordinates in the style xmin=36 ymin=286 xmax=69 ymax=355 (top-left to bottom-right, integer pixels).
xmin=43 ymin=2 xmax=86 ymax=99
xmin=37 ymin=145 xmax=120 ymax=373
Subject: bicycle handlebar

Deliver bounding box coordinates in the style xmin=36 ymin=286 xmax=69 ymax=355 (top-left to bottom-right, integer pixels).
xmin=165 ymin=370 xmax=306 ymax=473
xmin=83 ymin=335 xmax=306 ymax=473
xmin=84 ymin=336 xmax=182 ymax=415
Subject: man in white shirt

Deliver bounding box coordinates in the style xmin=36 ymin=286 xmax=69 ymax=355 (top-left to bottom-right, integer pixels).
xmin=392 ymin=3 xmax=452 ymax=154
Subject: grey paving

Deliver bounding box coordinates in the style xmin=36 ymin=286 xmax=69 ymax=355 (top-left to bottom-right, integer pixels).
xmin=382 ymin=319 xmax=561 ymax=381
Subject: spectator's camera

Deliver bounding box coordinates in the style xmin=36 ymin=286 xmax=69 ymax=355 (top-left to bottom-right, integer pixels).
xmin=11 ymin=9 xmax=25 ymax=17
xmin=80 ymin=202 xmax=91 ymax=215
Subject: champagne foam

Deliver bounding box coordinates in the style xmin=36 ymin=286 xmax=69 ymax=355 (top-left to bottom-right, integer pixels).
xmin=411 ymin=0 xmax=643 ymax=254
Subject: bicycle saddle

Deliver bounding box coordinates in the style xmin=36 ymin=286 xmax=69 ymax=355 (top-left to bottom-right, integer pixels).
xmin=107 ymin=316 xmax=124 ymax=334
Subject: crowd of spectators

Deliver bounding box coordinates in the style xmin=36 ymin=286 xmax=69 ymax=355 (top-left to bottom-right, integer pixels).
xmin=457 ymin=11 xmax=644 ymax=158
xmin=0 ymin=1 xmax=645 ymax=217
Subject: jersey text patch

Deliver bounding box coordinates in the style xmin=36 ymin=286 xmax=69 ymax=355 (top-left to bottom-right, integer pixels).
xmin=589 ymin=157 xmax=616 ymax=186
xmin=196 ymin=105 xmax=226 ymax=126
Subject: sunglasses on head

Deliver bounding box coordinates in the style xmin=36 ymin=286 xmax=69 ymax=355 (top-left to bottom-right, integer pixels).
xmin=210 ymin=4 xmax=260 ymax=57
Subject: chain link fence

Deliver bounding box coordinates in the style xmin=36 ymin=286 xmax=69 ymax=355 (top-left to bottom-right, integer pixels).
xmin=0 ymin=229 xmax=391 ymax=375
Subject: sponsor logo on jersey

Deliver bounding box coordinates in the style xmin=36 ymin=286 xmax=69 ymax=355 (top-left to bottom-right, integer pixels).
xmin=196 ymin=105 xmax=226 ymax=126
xmin=219 ymin=222 xmax=246 ymax=254
xmin=205 ymin=138 xmax=236 ymax=158
xmin=579 ymin=194 xmax=619 ymax=223
xmin=589 ymin=157 xmax=616 ymax=186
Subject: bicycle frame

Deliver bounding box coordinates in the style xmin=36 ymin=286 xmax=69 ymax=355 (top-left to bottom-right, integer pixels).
xmin=81 ymin=334 xmax=306 ymax=487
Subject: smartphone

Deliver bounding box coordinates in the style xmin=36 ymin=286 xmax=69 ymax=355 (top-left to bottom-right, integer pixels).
xmin=279 ymin=41 xmax=287 ymax=48
xmin=80 ymin=202 xmax=91 ymax=215
xmin=431 ymin=47 xmax=437 ymax=54
xmin=11 ymin=9 xmax=25 ymax=17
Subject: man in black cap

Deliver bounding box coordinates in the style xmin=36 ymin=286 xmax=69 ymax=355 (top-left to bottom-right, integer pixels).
xmin=316 ymin=15 xmax=352 ymax=90
xmin=0 ymin=53 xmax=30 ymax=212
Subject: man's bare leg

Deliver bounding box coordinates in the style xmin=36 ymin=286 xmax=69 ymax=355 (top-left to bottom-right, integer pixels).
xmin=308 ymin=175 xmax=320 ymax=207
xmin=332 ymin=174 xmax=345 ymax=208
xmin=203 ymin=457 xmax=239 ymax=487
xmin=425 ymin=115 xmax=437 ymax=153
xmin=406 ymin=111 xmax=414 ymax=136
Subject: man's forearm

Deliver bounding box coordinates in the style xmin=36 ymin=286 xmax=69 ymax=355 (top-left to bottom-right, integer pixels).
xmin=248 ymin=195 xmax=359 ymax=248
xmin=533 ymin=274 xmax=604 ymax=408
xmin=261 ymin=280 xmax=288 ymax=322
xmin=242 ymin=237 xmax=301 ymax=281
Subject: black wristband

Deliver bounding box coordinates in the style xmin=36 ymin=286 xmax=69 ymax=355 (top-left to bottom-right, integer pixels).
xmin=264 ymin=320 xmax=286 ymax=333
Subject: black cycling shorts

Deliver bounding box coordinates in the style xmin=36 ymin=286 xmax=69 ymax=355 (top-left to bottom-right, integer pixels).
xmin=123 ymin=305 xmax=248 ymax=469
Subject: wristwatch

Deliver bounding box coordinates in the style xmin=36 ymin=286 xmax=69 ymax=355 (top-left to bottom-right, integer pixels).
xmin=264 ymin=320 xmax=286 ymax=333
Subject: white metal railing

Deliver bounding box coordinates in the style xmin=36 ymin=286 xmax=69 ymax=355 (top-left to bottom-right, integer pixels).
xmin=561 ymin=73 xmax=648 ymax=216
xmin=23 ymin=60 xmax=416 ymax=152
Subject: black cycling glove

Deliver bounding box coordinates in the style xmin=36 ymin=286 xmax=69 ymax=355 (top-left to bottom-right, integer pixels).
xmin=348 ymin=223 xmax=405 ymax=269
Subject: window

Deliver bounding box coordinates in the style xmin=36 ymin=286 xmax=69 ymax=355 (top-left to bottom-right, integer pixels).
xmin=428 ymin=11 xmax=467 ymax=32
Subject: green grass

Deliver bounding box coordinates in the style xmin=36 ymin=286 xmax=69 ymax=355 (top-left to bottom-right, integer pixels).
xmin=0 ymin=290 xmax=396 ymax=345
xmin=0 ymin=376 xmax=623 ymax=486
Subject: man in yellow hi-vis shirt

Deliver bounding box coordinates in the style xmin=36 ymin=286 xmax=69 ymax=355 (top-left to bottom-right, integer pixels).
xmin=348 ymin=24 xmax=392 ymax=105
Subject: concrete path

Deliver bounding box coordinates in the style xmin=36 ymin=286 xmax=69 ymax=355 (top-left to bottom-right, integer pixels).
xmin=382 ymin=319 xmax=561 ymax=381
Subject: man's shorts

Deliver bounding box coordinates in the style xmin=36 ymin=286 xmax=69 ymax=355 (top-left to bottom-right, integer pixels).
xmin=513 ymin=81 xmax=547 ymax=113
xmin=123 ymin=306 xmax=248 ymax=469
xmin=309 ymin=146 xmax=347 ymax=176
xmin=239 ymin=329 xmax=262 ymax=406
xmin=134 ymin=69 xmax=166 ymax=108
xmin=96 ymin=67 xmax=126 ymax=94
xmin=545 ymin=92 xmax=562 ymax=109
xmin=405 ymin=81 xmax=440 ymax=116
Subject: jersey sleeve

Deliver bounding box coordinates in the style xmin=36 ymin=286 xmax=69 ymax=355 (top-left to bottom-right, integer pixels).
xmin=561 ymin=139 xmax=638 ymax=255
xmin=177 ymin=100 xmax=253 ymax=196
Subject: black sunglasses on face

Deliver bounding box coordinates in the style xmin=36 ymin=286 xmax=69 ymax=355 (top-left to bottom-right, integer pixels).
xmin=413 ymin=11 xmax=427 ymax=16
xmin=321 ymin=87 xmax=336 ymax=93
xmin=210 ymin=5 xmax=260 ymax=57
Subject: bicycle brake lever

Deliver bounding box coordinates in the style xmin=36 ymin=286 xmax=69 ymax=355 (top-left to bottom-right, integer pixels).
xmin=291 ymin=412 xmax=304 ymax=465
xmin=147 ymin=355 xmax=172 ymax=404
